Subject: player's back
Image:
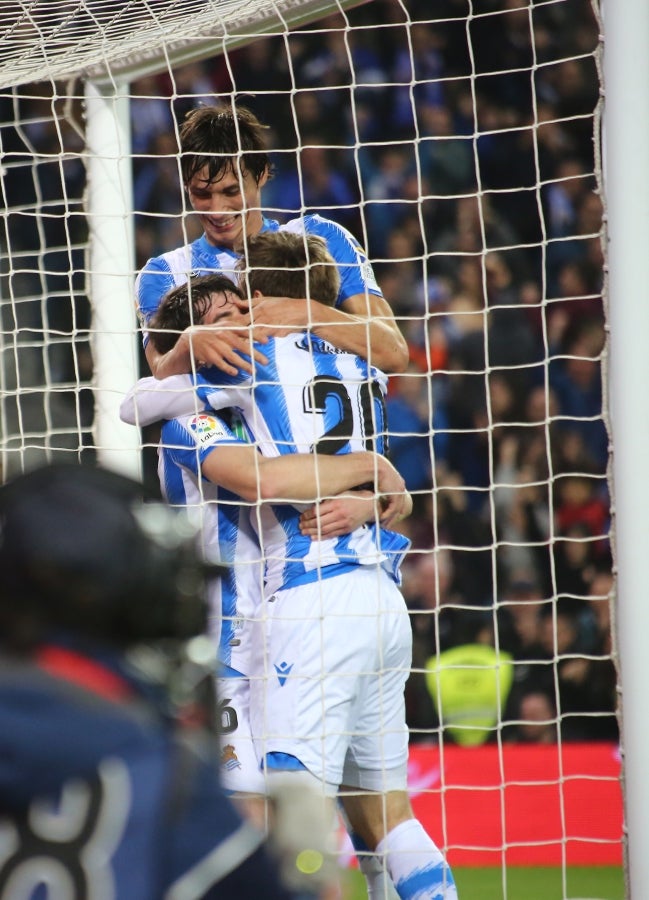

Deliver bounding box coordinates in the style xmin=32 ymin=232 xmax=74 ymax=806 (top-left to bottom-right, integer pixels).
xmin=198 ymin=333 xmax=387 ymax=457
xmin=196 ymin=334 xmax=409 ymax=594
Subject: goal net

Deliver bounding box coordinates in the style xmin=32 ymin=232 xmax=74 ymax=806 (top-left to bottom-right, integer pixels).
xmin=0 ymin=0 xmax=620 ymax=891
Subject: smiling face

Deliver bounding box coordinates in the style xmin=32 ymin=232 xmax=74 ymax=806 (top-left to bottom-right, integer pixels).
xmin=186 ymin=161 xmax=268 ymax=251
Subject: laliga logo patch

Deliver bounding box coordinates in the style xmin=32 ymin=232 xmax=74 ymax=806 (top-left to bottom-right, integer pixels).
xmin=188 ymin=414 xmax=227 ymax=446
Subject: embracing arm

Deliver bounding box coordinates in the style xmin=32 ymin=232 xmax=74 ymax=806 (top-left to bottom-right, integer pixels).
xmin=248 ymin=293 xmax=409 ymax=374
xmin=145 ymin=315 xmax=268 ymax=379
xmin=335 ymin=291 xmax=409 ymax=374
xmin=299 ymin=484 xmax=412 ymax=538
xmin=120 ymin=375 xmax=201 ymax=426
xmin=201 ymin=447 xmax=406 ymax=507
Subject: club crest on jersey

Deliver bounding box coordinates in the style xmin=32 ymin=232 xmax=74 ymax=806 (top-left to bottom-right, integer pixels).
xmin=188 ymin=414 xmax=227 ymax=446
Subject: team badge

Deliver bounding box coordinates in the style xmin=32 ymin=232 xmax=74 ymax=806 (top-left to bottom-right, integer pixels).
xmin=187 ymin=414 xmax=228 ymax=446
xmin=221 ymin=744 xmax=242 ymax=771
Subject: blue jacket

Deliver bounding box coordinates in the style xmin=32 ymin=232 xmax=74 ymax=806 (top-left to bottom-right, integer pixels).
xmin=0 ymin=639 xmax=298 ymax=900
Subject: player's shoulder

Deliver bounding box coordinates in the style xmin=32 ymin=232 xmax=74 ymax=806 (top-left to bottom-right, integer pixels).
xmin=137 ymin=236 xmax=237 ymax=283
xmin=282 ymin=213 xmax=359 ymax=244
xmin=138 ymin=242 xmax=193 ymax=279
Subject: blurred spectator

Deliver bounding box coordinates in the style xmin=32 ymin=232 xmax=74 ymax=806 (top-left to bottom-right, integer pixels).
xmin=417 ymin=103 xmax=475 ymax=197
xmin=390 ymin=23 xmax=446 ymax=135
xmin=497 ymin=575 xmax=547 ymax=660
xmin=264 ymin=143 xmax=359 ymax=231
xmin=587 ymin=566 xmax=614 ymax=644
xmin=549 ymin=320 xmax=609 ymax=472
xmin=544 ymin=157 xmax=592 ymax=243
xmin=130 ymin=74 xmax=174 ymax=157
xmin=424 ymin=640 xmax=514 ymax=747
xmin=385 ymin=363 xmax=444 ymax=492
xmin=504 ymin=689 xmax=558 ymax=744
xmin=403 ymin=548 xmax=499 ymax=741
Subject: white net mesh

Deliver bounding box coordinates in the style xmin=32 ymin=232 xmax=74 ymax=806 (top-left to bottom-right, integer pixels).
xmin=0 ymin=0 xmax=367 ymax=88
xmin=0 ymin=0 xmax=621 ymax=891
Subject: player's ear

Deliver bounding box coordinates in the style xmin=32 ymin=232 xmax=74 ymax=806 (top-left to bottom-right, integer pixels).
xmin=252 ymin=290 xmax=264 ymax=298
xmin=258 ymin=166 xmax=270 ymax=188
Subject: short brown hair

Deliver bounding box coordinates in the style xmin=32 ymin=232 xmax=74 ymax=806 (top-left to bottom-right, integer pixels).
xmin=148 ymin=274 xmax=243 ymax=354
xmin=180 ymin=104 xmax=271 ymax=186
xmin=238 ymin=232 xmax=340 ymax=308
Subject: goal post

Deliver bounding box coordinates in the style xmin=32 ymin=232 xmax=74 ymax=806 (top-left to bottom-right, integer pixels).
xmin=603 ymin=0 xmax=649 ymax=893
xmin=85 ymin=78 xmax=140 ymax=478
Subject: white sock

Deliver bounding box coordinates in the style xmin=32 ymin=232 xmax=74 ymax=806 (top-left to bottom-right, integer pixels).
xmin=376 ymin=819 xmax=457 ymax=900
xmin=356 ymin=847 xmax=400 ymax=899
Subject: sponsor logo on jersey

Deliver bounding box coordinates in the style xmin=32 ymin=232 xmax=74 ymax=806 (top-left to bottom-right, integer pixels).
xmin=188 ymin=414 xmax=228 ymax=446
xmin=294 ymin=335 xmax=347 ymax=356
xmin=274 ymin=661 xmax=294 ymax=686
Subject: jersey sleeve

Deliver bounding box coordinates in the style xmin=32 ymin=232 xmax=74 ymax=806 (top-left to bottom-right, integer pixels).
xmin=135 ymin=256 xmax=178 ymax=343
xmin=195 ymin=369 xmax=253 ymax=414
xmin=303 ymin=215 xmax=383 ymax=308
xmin=120 ymin=375 xmax=204 ymax=426
xmin=161 ymin=414 xmax=244 ymax=476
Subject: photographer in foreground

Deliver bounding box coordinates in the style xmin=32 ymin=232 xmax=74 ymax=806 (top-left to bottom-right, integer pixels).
xmin=0 ymin=462 xmax=336 ymax=899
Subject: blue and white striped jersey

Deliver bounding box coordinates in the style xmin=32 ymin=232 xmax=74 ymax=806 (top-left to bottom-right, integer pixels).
xmin=135 ymin=213 xmax=381 ymax=343
xmin=192 ymin=333 xmax=410 ymax=594
xmin=158 ymin=411 xmax=262 ymax=675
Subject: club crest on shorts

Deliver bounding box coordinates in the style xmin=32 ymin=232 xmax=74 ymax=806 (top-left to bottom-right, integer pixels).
xmin=221 ymin=744 xmax=242 ymax=771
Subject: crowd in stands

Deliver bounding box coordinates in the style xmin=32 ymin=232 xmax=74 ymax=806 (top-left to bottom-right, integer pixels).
xmin=2 ymin=0 xmax=616 ymax=745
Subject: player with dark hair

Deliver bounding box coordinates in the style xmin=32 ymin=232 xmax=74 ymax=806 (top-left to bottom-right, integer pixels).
xmin=122 ymin=233 xmax=457 ymax=899
xmin=135 ymin=103 xmax=408 ymax=380
xmin=0 ymin=462 xmax=339 ymax=900
xmin=130 ymin=274 xmax=408 ymax=833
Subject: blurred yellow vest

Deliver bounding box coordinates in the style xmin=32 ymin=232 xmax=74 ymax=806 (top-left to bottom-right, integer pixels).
xmin=425 ymin=644 xmax=514 ymax=747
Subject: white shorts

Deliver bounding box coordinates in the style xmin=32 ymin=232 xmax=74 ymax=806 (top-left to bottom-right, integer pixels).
xmin=216 ymin=673 xmax=267 ymax=795
xmin=249 ymin=566 xmax=412 ymax=794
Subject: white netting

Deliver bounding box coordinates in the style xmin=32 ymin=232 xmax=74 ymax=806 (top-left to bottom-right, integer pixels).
xmin=0 ymin=0 xmax=621 ymax=890
xmin=0 ymin=0 xmax=367 ymax=88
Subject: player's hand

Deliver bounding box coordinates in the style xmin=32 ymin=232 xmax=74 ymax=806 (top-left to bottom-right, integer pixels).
xmin=181 ymin=316 xmax=268 ymax=376
xmin=375 ymin=456 xmax=411 ymax=526
xmin=299 ymin=493 xmax=376 ymax=538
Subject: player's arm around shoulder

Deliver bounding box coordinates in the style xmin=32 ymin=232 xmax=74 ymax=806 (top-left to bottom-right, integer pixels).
xmin=307 ymin=214 xmax=409 ymax=372
xmin=299 ymin=453 xmax=412 ymax=538
xmin=248 ymin=290 xmax=409 ymax=374
xmin=337 ymin=290 xmax=409 ymax=374
xmin=120 ymin=375 xmax=202 ymax=427
xmin=145 ymin=309 xmax=270 ymax=380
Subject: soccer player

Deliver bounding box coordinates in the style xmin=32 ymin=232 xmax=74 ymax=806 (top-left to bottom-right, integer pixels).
xmin=136 ymin=273 xmax=408 ymax=824
xmin=0 ymin=462 xmax=337 ymax=900
xmin=122 ymin=234 xmax=457 ymax=900
xmin=135 ymin=103 xmax=408 ymax=379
